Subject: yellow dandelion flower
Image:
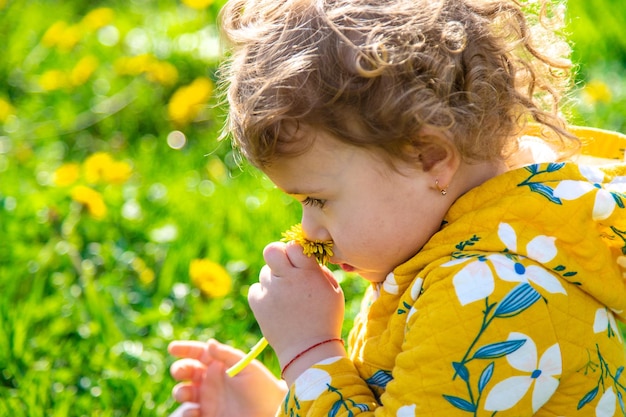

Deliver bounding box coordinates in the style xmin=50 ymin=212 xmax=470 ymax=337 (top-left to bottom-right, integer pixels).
xmin=71 ymin=55 xmax=99 ymax=86
xmin=0 ymin=98 xmax=15 ymax=122
xmin=583 ymin=79 xmax=612 ymax=104
xmin=70 ymin=185 xmax=107 ymax=219
xmin=114 ymin=54 xmax=153 ymax=76
xmin=83 ymin=152 xmax=132 ymax=184
xmin=42 ymin=21 xmax=69 ymax=48
xmin=81 ymin=7 xmax=115 ymax=32
xmin=57 ymin=24 xmax=82 ymax=52
xmin=39 ymin=70 xmax=70 ymax=91
xmin=145 ymin=61 xmax=178 ymax=86
xmin=54 ymin=163 xmax=81 ymax=187
xmin=281 ymin=223 xmax=334 ymax=265
xmin=189 ymin=259 xmax=232 ymax=298
xmin=167 ymin=77 xmax=213 ymax=126
xmin=182 ymin=0 xmax=214 ymax=10
xmin=132 ymin=258 xmax=155 ymax=284
xmin=114 ymin=54 xmax=178 ymax=85
xmin=104 ymin=160 xmax=132 ymax=184
xmin=42 ymin=21 xmax=81 ymax=52
xmin=83 ymin=152 xmax=114 ymax=184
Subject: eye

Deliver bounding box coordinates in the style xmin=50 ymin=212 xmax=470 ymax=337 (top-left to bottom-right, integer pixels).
xmin=302 ymin=197 xmax=326 ymax=209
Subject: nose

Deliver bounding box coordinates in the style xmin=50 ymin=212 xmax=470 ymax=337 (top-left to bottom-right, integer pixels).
xmin=300 ymin=208 xmax=331 ymax=242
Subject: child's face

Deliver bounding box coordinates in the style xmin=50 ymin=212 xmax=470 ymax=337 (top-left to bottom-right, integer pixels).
xmin=264 ymin=129 xmax=452 ymax=283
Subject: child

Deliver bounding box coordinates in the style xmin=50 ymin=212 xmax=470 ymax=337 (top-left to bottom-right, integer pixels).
xmin=168 ymin=0 xmax=626 ymax=415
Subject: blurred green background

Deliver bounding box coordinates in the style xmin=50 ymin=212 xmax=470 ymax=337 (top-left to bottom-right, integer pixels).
xmin=0 ymin=0 xmax=624 ymax=415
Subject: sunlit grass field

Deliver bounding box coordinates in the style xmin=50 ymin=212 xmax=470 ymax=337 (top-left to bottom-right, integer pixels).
xmin=0 ymin=0 xmax=624 ymax=415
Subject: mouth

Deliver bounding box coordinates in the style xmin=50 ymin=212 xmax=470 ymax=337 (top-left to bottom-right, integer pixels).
xmin=338 ymin=263 xmax=355 ymax=273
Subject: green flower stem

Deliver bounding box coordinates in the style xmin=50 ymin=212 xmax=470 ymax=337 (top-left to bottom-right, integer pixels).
xmin=226 ymin=337 xmax=269 ymax=377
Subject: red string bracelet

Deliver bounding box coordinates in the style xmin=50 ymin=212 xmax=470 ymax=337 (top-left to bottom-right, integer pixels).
xmin=280 ymin=338 xmax=344 ymax=379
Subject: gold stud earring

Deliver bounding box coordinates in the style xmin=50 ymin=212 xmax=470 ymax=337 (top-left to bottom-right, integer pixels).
xmin=435 ymin=179 xmax=448 ymax=196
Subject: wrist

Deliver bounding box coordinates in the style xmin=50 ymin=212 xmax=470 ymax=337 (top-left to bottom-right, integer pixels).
xmin=280 ymin=338 xmax=346 ymax=384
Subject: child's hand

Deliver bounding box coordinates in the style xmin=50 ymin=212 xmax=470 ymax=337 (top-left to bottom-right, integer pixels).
xmin=248 ymin=241 xmax=345 ymax=374
xmin=168 ymin=339 xmax=286 ymax=417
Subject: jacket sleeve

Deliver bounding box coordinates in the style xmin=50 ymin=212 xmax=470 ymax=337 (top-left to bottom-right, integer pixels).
xmin=278 ymin=257 xmax=563 ymax=416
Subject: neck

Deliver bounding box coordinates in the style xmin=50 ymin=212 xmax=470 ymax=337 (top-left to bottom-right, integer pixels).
xmin=453 ymin=159 xmax=507 ymax=198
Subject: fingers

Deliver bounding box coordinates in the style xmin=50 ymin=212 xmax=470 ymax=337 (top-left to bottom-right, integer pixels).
xmin=168 ymin=340 xmax=210 ymax=363
xmin=168 ymin=402 xmax=200 ymax=417
xmin=172 ymin=382 xmax=200 ymax=403
xmin=263 ymin=241 xmax=318 ymax=277
xmin=170 ymin=358 xmax=207 ymax=382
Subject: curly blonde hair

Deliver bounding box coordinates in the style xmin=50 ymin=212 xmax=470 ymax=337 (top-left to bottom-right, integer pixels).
xmin=218 ymin=0 xmax=578 ymax=168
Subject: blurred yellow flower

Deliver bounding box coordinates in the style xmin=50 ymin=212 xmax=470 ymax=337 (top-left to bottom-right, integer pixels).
xmin=83 ymin=152 xmax=132 ymax=184
xmin=71 ymin=185 xmax=107 ymax=219
xmin=189 ymin=259 xmax=232 ymax=298
xmin=105 ymin=161 xmax=133 ymax=184
xmin=42 ymin=21 xmax=81 ymax=52
xmin=146 ymin=61 xmax=179 ymax=85
xmin=168 ymin=77 xmax=213 ymax=126
xmin=182 ymin=0 xmax=214 ymax=9
xmin=114 ymin=54 xmax=153 ymax=75
xmin=132 ymin=258 xmax=155 ymax=284
xmin=0 ymin=97 xmax=15 ymax=122
xmin=39 ymin=70 xmax=70 ymax=91
xmin=84 ymin=152 xmax=114 ymax=183
xmin=114 ymin=54 xmax=178 ymax=86
xmin=583 ymin=79 xmax=612 ymax=104
xmin=281 ymin=223 xmax=334 ymax=265
xmin=71 ymin=55 xmax=99 ymax=86
xmin=54 ymin=163 xmax=81 ymax=187
xmin=81 ymin=7 xmax=115 ymax=32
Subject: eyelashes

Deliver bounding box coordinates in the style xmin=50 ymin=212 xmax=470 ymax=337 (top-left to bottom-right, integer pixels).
xmin=302 ymin=196 xmax=326 ymax=209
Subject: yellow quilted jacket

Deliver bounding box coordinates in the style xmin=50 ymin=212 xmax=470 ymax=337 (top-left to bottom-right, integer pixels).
xmin=279 ymin=127 xmax=626 ymax=417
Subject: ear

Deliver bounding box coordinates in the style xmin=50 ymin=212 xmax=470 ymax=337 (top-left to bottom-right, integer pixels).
xmin=414 ymin=127 xmax=460 ymax=177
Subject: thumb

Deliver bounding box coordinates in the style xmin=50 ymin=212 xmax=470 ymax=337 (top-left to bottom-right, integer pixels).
xmin=284 ymin=240 xmax=321 ymax=269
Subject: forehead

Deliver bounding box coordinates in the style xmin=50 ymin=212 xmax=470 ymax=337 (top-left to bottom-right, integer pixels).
xmin=263 ymin=130 xmax=409 ymax=199
xmin=263 ymin=131 xmax=356 ymax=193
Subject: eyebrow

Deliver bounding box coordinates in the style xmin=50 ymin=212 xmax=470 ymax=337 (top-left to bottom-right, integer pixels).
xmin=277 ymin=185 xmax=325 ymax=197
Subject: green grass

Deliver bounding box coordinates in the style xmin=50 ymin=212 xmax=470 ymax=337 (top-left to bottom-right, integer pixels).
xmin=0 ymin=0 xmax=624 ymax=415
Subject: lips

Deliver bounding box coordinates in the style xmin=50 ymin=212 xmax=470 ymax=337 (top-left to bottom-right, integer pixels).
xmin=339 ymin=263 xmax=355 ymax=272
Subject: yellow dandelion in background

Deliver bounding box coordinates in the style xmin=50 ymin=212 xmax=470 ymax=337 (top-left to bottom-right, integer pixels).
xmin=80 ymin=7 xmax=115 ymax=32
xmin=84 ymin=152 xmax=132 ymax=184
xmin=39 ymin=70 xmax=70 ymax=91
xmin=145 ymin=61 xmax=178 ymax=86
xmin=168 ymin=77 xmax=213 ymax=126
xmin=281 ymin=223 xmax=334 ymax=265
xmin=0 ymin=98 xmax=15 ymax=122
xmin=181 ymin=0 xmax=214 ymax=9
xmin=42 ymin=21 xmax=81 ymax=52
xmin=132 ymin=258 xmax=155 ymax=284
xmin=104 ymin=161 xmax=132 ymax=184
xmin=71 ymin=55 xmax=99 ymax=87
xmin=114 ymin=54 xmax=178 ymax=86
xmin=84 ymin=152 xmax=114 ymax=183
xmin=70 ymin=185 xmax=107 ymax=219
xmin=189 ymin=259 xmax=232 ymax=298
xmin=42 ymin=21 xmax=69 ymax=47
xmin=53 ymin=163 xmax=81 ymax=187
xmin=583 ymin=79 xmax=612 ymax=105
xmin=114 ymin=54 xmax=152 ymax=76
